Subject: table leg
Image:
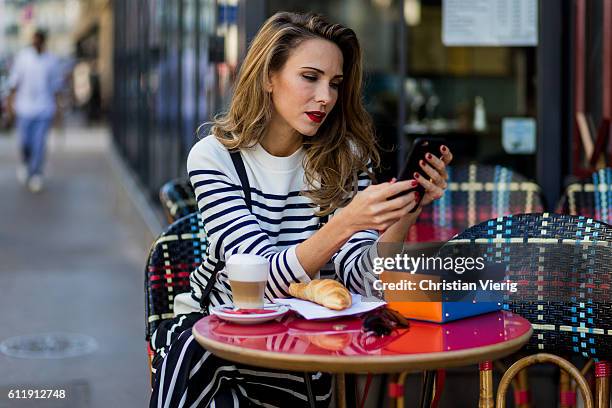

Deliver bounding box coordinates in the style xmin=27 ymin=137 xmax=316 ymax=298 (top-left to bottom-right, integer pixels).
xmin=303 ymin=372 xmax=316 ymax=408
xmin=419 ymin=371 xmax=435 ymax=408
xmin=345 ymin=374 xmax=357 ymax=407
xmin=377 ymin=374 xmax=388 ymax=408
xmin=479 ymin=361 xmax=494 ymax=408
xmin=335 ymin=373 xmax=346 ymax=408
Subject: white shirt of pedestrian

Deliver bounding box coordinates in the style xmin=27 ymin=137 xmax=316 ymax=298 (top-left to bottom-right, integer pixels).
xmin=8 ymin=47 xmax=62 ymax=118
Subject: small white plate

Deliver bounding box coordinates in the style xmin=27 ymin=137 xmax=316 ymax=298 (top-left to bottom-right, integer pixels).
xmin=211 ymin=304 xmax=290 ymax=325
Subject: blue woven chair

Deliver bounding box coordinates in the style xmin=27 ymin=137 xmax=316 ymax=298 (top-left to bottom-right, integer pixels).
xmin=557 ymin=167 xmax=612 ymax=224
xmin=159 ymin=179 xmax=198 ymax=223
xmin=410 ymin=164 xmax=545 ymax=243
xmin=144 ymin=212 xmax=206 ymax=385
xmin=443 ymin=213 xmax=611 ymax=407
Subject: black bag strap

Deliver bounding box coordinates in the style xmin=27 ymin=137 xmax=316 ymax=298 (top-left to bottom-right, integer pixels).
xmin=199 ymin=151 xmax=252 ymax=310
xmin=230 ymin=151 xmax=252 ymax=210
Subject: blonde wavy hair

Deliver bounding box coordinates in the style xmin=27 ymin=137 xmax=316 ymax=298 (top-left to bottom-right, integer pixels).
xmin=210 ymin=12 xmax=380 ymax=215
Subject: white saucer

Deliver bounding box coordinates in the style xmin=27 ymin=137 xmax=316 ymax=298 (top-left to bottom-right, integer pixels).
xmin=211 ymin=304 xmax=290 ymax=325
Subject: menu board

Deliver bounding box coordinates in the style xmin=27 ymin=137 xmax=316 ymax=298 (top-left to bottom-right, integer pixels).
xmin=442 ymin=0 xmax=538 ymax=46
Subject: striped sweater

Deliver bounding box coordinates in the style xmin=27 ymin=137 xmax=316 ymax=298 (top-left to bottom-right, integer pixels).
xmin=187 ymin=135 xmax=380 ymax=308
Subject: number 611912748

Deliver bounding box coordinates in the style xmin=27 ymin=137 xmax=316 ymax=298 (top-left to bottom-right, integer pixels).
xmin=7 ymin=389 xmax=66 ymax=399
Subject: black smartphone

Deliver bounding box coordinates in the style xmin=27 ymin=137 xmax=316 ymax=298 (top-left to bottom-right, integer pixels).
xmin=394 ymin=137 xmax=446 ymax=210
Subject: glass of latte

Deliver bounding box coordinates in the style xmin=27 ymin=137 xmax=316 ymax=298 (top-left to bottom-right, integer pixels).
xmin=226 ymin=254 xmax=269 ymax=309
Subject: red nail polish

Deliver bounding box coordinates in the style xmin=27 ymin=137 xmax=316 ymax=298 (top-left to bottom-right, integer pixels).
xmin=419 ymin=160 xmax=425 ymax=166
xmin=412 ymin=180 xmax=418 ymax=186
xmin=426 ymin=153 xmax=432 ymax=160
xmin=414 ymin=172 xmax=420 ymax=179
xmin=441 ymin=146 xmax=448 ymax=152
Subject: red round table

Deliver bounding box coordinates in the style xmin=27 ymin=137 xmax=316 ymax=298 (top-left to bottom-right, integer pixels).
xmin=193 ymin=310 xmax=532 ymax=407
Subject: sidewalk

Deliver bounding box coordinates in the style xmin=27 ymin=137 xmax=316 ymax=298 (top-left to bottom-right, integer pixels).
xmin=0 ymin=123 xmax=150 ymax=407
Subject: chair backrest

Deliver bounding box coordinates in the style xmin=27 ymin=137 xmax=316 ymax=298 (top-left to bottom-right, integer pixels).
xmin=159 ymin=179 xmax=198 ymax=223
xmin=557 ymin=167 xmax=612 ymax=224
xmin=443 ymin=212 xmax=612 ymax=360
xmin=145 ymin=212 xmax=206 ymax=340
xmin=415 ymin=164 xmax=544 ymax=240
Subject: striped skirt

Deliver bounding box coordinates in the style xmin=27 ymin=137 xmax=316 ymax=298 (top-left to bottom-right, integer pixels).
xmin=149 ymin=312 xmax=333 ymax=407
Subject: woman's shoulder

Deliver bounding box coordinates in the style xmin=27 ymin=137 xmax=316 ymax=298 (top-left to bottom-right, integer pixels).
xmin=189 ymin=134 xmax=227 ymax=155
xmin=187 ymin=135 xmax=231 ymax=174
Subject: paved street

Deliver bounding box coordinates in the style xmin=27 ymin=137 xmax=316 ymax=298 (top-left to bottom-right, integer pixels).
xmin=0 ymin=123 xmax=150 ymax=407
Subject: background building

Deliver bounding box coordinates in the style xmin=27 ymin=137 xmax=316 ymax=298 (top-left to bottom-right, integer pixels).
xmin=111 ymin=0 xmax=598 ymax=211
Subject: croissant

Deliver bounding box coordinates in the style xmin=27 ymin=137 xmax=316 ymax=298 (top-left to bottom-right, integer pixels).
xmin=289 ymin=279 xmax=352 ymax=310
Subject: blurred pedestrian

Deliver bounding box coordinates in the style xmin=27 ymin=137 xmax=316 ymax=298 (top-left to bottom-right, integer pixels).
xmin=6 ymin=29 xmax=62 ymax=192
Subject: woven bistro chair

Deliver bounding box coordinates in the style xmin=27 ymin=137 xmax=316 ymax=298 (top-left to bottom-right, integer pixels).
xmin=398 ymin=165 xmax=544 ymax=407
xmin=556 ymin=168 xmax=612 ymax=407
xmin=409 ymin=164 xmax=545 ymax=243
xmin=558 ymin=167 xmax=612 ymax=224
xmin=159 ymin=179 xmax=198 ymax=223
xmin=144 ymin=212 xmax=206 ymax=386
xmin=442 ymin=213 xmax=611 ymax=407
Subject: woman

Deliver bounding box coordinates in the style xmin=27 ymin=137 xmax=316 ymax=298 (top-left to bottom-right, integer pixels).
xmin=150 ymin=11 xmax=452 ymax=407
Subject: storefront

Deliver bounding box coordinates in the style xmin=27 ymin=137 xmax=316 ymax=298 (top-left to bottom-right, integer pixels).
xmin=260 ymin=0 xmax=568 ymax=207
xmin=113 ymin=0 xmax=601 ymax=209
xmin=114 ymin=0 xmax=239 ymax=201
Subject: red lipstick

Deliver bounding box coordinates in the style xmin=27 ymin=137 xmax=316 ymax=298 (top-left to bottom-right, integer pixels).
xmin=306 ymin=111 xmax=326 ymax=123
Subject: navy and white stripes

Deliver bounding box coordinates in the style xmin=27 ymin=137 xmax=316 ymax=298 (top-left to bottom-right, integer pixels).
xmin=186 ymin=136 xmax=379 ymax=307
xmin=150 ymin=137 xmax=378 ymax=407
xmin=150 ymin=322 xmax=333 ymax=407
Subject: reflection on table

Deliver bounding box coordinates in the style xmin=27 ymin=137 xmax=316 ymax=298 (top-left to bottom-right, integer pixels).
xmin=194 ymin=310 xmax=531 ymax=359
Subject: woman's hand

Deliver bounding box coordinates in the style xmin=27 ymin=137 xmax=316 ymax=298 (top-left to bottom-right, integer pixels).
xmin=339 ymin=180 xmax=420 ymax=233
xmin=296 ymin=179 xmax=419 ymax=277
xmin=414 ymin=145 xmax=453 ymax=207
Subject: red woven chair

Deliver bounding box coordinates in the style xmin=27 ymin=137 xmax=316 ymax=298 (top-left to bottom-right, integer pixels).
xmin=409 ymin=164 xmax=545 ymax=243
xmin=144 ymin=212 xmax=206 ymax=386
